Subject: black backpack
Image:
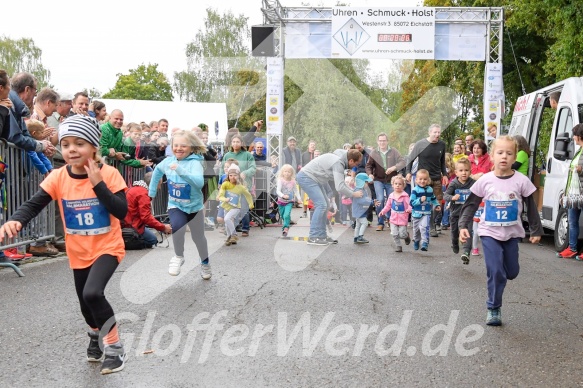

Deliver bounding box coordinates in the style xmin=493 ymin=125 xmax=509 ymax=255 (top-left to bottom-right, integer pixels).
xmin=121 ymin=227 xmax=147 ymax=250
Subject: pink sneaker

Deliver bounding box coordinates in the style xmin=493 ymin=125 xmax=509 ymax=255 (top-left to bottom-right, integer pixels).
xmin=471 ymin=248 xmax=480 ymax=256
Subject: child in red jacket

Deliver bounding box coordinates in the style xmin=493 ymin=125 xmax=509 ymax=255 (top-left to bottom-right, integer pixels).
xmin=124 ymin=172 xmax=172 ymax=247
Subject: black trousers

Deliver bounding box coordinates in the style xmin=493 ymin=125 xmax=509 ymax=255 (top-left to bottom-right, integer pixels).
xmin=73 ymin=254 xmax=118 ymax=331
xmin=450 ymin=213 xmax=472 ymax=253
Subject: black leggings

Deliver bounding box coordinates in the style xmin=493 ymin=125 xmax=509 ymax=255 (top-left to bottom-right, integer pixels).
xmin=73 ymin=254 xmax=118 ymax=331
xmin=168 ymin=208 xmax=209 ymax=264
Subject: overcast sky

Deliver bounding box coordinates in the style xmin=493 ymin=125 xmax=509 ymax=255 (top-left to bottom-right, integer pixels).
xmin=2 ymin=0 xmax=419 ymax=97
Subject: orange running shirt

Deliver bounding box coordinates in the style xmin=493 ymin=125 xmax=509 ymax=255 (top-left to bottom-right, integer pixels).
xmin=41 ymin=165 xmax=127 ymax=269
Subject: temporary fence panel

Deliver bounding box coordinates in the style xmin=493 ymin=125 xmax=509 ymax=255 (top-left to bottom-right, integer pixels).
xmin=0 ymin=140 xmax=55 ymax=276
xmin=103 ymin=158 xmax=168 ymax=219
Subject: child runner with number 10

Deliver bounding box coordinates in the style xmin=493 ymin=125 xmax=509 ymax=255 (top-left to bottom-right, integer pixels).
xmin=458 ymin=136 xmax=542 ymax=326
xmin=148 ymin=130 xmax=211 ymax=279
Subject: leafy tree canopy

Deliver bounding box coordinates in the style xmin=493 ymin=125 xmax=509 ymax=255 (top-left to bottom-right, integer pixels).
xmin=103 ymin=63 xmax=173 ymax=101
xmin=0 ymin=36 xmax=51 ymax=88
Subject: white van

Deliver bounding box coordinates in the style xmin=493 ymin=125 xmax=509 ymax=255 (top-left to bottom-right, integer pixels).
xmin=508 ymin=77 xmax=583 ymax=251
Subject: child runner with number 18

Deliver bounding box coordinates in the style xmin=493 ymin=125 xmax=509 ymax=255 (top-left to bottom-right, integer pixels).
xmin=0 ymin=116 xmax=128 ymax=374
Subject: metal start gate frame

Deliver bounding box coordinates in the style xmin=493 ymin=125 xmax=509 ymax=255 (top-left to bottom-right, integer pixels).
xmin=260 ymin=1 xmax=504 ymax=195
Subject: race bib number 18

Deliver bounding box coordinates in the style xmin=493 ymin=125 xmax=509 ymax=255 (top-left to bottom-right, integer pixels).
xmin=62 ymin=198 xmax=111 ymax=235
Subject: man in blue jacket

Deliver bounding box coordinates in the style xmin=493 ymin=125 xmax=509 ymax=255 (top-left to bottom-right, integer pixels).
xmin=8 ymin=72 xmax=55 ymax=156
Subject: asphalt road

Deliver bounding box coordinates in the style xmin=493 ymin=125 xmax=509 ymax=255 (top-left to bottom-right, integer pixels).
xmin=1 ymin=210 xmax=582 ymax=387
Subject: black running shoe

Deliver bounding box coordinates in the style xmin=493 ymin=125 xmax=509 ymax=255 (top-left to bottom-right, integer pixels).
xmin=87 ymin=332 xmax=103 ymax=362
xmin=101 ymin=346 xmax=126 ymax=375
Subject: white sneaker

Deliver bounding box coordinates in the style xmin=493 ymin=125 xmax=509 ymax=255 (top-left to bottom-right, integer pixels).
xmin=200 ymin=263 xmax=212 ymax=280
xmin=168 ymin=256 xmax=185 ymax=276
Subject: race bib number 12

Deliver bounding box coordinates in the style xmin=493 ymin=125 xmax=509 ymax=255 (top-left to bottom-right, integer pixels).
xmin=484 ymin=199 xmax=519 ymax=226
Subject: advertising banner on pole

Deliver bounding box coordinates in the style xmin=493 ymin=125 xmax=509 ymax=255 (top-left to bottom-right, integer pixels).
xmin=330 ymin=7 xmax=435 ymax=59
xmin=266 ymin=57 xmax=284 ymax=136
xmin=484 ymin=63 xmax=504 ymax=144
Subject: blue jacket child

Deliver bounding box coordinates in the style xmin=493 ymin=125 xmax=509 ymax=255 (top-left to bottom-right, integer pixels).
xmin=148 ymin=152 xmax=205 ymax=214
xmin=410 ymin=184 xmax=440 ymax=218
xmin=351 ymin=173 xmax=375 ymax=243
xmin=351 ymin=173 xmax=374 ymax=218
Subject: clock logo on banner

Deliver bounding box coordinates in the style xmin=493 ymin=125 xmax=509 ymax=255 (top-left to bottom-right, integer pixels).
xmin=333 ymin=18 xmax=370 ymax=56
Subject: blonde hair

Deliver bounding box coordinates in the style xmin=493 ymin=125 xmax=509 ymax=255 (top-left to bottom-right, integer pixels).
xmin=127 ymin=122 xmax=142 ymax=132
xmin=226 ymin=167 xmax=242 ymax=185
xmin=490 ymin=135 xmax=518 ymax=155
xmin=278 ymin=164 xmax=296 ymax=180
xmin=455 ymin=157 xmax=471 ymax=170
xmin=171 ymin=130 xmax=207 ymax=155
xmin=391 ymin=174 xmax=406 ymax=186
xmin=444 ymin=152 xmax=454 ymax=173
xmin=26 ymin=119 xmax=45 ymax=136
xmin=415 ymin=168 xmax=431 ymax=186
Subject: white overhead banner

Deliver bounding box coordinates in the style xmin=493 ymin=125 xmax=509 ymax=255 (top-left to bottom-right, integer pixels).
xmin=330 ymin=7 xmax=435 ymax=59
xmin=98 ymin=99 xmax=228 ymax=142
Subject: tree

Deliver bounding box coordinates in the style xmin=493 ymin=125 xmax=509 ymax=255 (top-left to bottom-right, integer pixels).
xmin=282 ymin=58 xmax=425 ymax=153
xmin=0 ymin=36 xmax=51 ymax=87
xmin=393 ymin=0 xmax=562 ymax=149
xmin=509 ymin=0 xmax=583 ymax=81
xmin=102 ymin=63 xmax=173 ymax=101
xmin=174 ymin=8 xmax=251 ymax=103
xmin=88 ymin=88 xmax=102 ymax=99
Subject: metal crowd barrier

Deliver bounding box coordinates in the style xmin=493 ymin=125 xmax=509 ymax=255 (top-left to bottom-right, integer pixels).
xmin=0 ymin=140 xmax=55 ymax=276
xmin=0 ymin=150 xmax=170 ymax=277
xmin=104 ymin=158 xmax=168 ymax=219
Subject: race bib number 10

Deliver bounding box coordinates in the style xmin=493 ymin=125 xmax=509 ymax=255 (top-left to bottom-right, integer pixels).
xmin=168 ymin=180 xmax=191 ymax=203
xmin=62 ymin=198 xmax=111 ymax=235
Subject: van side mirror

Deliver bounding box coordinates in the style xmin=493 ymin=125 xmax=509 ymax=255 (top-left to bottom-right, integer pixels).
xmin=554 ymin=132 xmax=572 ymax=161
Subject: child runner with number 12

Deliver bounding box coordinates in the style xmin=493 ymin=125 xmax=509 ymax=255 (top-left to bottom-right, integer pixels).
xmin=458 ymin=136 xmax=542 ymax=326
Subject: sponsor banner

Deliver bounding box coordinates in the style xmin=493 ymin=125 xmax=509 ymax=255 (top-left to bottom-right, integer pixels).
xmin=331 ymin=7 xmax=435 ymax=59
xmin=484 ymin=63 xmax=504 ymax=142
xmin=266 ymin=57 xmax=284 ymax=136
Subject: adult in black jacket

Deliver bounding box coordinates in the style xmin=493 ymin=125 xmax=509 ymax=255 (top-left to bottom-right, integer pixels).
xmin=147 ymin=136 xmax=169 ymax=166
xmin=0 ymin=69 xmax=11 ymax=140
xmin=406 ymin=124 xmax=448 ymax=236
xmin=282 ymin=136 xmax=302 ymax=173
xmin=302 ymin=140 xmax=317 ymax=167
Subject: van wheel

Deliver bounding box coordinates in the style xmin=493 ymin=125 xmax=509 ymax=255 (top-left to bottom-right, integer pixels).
xmin=554 ymin=208 xmax=569 ymax=252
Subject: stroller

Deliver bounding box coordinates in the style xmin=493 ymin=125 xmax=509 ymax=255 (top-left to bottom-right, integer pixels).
xmin=248 ymin=166 xmax=280 ymax=228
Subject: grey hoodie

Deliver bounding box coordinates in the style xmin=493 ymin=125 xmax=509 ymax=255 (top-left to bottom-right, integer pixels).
xmin=299 ymin=149 xmax=355 ymax=197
